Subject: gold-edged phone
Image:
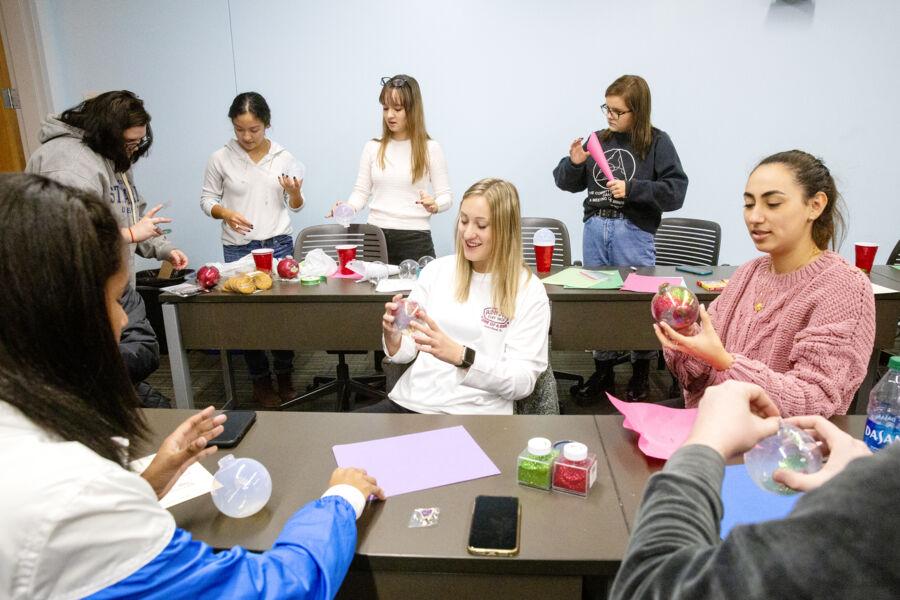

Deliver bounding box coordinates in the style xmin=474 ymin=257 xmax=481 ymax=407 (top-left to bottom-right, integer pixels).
xmin=466 ymin=495 xmax=521 ymax=557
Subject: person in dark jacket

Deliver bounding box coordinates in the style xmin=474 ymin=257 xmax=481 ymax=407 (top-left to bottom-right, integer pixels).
xmin=610 ymin=380 xmax=897 ymax=599
xmin=553 ymin=74 xmax=688 ymax=404
xmin=118 ymin=284 xmax=171 ymax=408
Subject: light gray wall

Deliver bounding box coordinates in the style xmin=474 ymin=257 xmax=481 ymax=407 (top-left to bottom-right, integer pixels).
xmin=33 ymin=0 xmax=900 ymax=270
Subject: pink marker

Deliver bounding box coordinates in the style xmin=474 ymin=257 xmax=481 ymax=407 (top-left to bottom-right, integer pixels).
xmin=586 ymin=132 xmax=615 ymax=183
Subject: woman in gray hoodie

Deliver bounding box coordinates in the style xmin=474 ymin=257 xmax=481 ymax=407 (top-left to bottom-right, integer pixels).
xmin=26 ymin=90 xmax=187 ymax=278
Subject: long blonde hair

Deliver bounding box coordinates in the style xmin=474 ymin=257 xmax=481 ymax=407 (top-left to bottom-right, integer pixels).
xmin=455 ymin=178 xmax=531 ymax=320
xmin=377 ymin=74 xmax=430 ymax=182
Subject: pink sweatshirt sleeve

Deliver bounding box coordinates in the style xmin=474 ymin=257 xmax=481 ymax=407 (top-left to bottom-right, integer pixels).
xmin=664 ymin=287 xmax=730 ymax=407
xmin=710 ymin=271 xmax=875 ymax=417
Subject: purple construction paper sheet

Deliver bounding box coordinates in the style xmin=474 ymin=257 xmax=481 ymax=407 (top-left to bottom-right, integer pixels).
xmin=332 ymin=426 xmax=501 ymax=497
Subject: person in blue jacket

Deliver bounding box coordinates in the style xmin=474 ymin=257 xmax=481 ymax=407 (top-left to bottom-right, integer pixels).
xmin=0 ymin=173 xmax=384 ymax=600
xmin=553 ymin=74 xmax=688 ymax=404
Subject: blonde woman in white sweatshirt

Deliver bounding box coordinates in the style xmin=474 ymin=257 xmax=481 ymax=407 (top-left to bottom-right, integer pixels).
xmin=200 ymin=92 xmax=305 ymax=408
xmin=331 ymin=74 xmax=452 ymax=263
xmin=364 ymin=179 xmax=551 ymax=414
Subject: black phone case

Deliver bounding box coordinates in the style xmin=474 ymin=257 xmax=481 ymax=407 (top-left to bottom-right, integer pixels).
xmin=216 ymin=410 xmax=257 ymax=448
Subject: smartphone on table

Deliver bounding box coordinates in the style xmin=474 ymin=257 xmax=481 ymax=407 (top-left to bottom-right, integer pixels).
xmin=215 ymin=410 xmax=256 ymax=448
xmin=675 ymin=265 xmax=714 ymax=276
xmin=467 ymin=495 xmax=521 ymax=557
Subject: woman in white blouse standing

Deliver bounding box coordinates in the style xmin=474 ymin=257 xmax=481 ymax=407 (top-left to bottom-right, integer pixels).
xmin=201 ymin=92 xmax=304 ymax=408
xmin=332 ymin=74 xmax=452 ymax=263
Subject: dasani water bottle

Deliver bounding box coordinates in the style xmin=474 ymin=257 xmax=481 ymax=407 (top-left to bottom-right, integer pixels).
xmin=864 ymin=355 xmax=900 ymax=452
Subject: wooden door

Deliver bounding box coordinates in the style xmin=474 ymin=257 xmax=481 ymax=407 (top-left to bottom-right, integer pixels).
xmin=0 ymin=25 xmax=25 ymax=172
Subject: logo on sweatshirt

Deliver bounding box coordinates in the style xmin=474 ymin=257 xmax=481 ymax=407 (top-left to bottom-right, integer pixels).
xmin=593 ymin=148 xmax=636 ymax=188
xmin=481 ymin=308 xmax=509 ymax=332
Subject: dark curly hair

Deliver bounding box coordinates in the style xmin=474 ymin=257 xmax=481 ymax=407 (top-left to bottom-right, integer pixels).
xmin=59 ymin=90 xmax=153 ymax=173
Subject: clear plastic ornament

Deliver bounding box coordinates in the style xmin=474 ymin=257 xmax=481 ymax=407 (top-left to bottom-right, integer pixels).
xmin=417 ymin=256 xmax=435 ymax=273
xmin=532 ymin=228 xmax=556 ymax=247
xmin=211 ymin=455 xmax=273 ymax=518
xmin=398 ymin=259 xmax=419 ymax=279
xmin=392 ymin=298 xmax=421 ymax=334
xmin=332 ymin=203 xmax=354 ymax=228
xmin=744 ymin=422 xmax=823 ymax=495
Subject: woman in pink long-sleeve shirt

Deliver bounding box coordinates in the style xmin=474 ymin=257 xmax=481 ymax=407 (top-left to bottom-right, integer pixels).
xmin=655 ymin=150 xmax=875 ymax=417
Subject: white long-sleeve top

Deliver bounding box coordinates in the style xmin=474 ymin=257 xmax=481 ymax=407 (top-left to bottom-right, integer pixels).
xmin=385 ymin=256 xmax=550 ymax=414
xmin=0 ymin=402 xmax=175 ymax=600
xmin=201 ymin=140 xmax=305 ymax=246
xmin=0 ymin=400 xmax=367 ymax=600
xmin=346 ymin=138 xmax=452 ymax=230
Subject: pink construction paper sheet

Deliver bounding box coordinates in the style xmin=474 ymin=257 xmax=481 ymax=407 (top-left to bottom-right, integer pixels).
xmin=621 ymin=273 xmax=685 ymax=293
xmin=586 ymin=132 xmax=615 ymax=182
xmin=329 ymin=271 xmax=363 ymax=280
xmin=608 ymin=393 xmax=698 ymax=460
xmin=332 ymin=426 xmax=501 ymax=497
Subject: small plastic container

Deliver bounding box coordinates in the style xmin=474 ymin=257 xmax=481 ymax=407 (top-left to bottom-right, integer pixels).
xmin=211 ymin=455 xmax=272 ymax=518
xmin=552 ymin=442 xmax=597 ymax=497
xmin=332 ymin=202 xmax=354 ymax=228
xmin=398 ymin=259 xmax=419 ymax=279
xmin=517 ymin=437 xmax=558 ymax=490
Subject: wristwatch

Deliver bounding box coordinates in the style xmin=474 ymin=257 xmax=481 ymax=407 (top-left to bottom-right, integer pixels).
xmin=459 ymin=346 xmax=476 ymax=369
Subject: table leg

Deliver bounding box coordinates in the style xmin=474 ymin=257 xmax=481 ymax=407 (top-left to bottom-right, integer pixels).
xmin=221 ymin=350 xmax=236 ymax=410
xmin=163 ymin=303 xmax=193 ymax=409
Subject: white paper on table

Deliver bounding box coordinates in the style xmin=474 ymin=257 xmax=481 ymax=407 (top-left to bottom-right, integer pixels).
xmin=375 ymin=278 xmax=416 ymax=293
xmin=130 ymin=454 xmax=220 ymax=509
xmin=871 ymin=282 xmax=898 ymax=295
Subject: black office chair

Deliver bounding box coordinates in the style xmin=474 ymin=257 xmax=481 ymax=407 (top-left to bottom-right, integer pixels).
xmin=654 ymin=218 xmax=722 ymax=266
xmin=654 ymin=218 xmax=723 ymax=395
xmin=279 ymin=224 xmax=389 ymax=412
xmin=888 ymin=240 xmax=900 ymax=266
xmin=521 ymin=217 xmax=584 ymax=391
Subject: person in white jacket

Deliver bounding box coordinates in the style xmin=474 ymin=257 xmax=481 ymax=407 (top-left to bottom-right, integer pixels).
xmin=368 ymin=178 xmax=551 ymax=414
xmin=0 ymin=173 xmax=383 ymax=600
xmin=201 ymin=92 xmax=305 ymax=408
xmin=329 ymin=74 xmax=452 ymax=264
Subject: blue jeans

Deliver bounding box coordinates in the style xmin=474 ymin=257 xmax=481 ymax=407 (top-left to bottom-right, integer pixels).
xmin=583 ymin=216 xmax=657 ymax=363
xmin=223 ymin=235 xmax=295 ymax=380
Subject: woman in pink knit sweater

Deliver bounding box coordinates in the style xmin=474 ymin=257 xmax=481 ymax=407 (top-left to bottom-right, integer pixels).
xmin=654 ymin=150 xmax=875 ymax=417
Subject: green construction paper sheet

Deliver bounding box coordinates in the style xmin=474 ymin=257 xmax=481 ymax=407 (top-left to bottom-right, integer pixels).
xmin=540 ymin=267 xmax=623 ymax=289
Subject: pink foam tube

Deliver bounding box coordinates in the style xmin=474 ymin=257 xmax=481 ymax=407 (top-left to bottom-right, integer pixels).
xmin=587 ymin=132 xmax=615 ymax=182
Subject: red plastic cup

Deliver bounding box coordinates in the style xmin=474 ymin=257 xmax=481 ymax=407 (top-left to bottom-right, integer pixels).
xmin=251 ymin=248 xmax=274 ymax=271
xmin=855 ymin=243 xmax=878 ymax=274
xmin=534 ymin=244 xmax=554 ymax=273
xmin=336 ymin=244 xmax=357 ymax=275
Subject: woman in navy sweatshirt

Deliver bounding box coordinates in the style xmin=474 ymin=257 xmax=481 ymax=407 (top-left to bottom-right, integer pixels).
xmin=553 ymin=74 xmax=688 ymax=404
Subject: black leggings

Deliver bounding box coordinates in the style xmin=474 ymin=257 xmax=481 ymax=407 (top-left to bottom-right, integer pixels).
xmin=382 ymin=229 xmax=436 ymax=264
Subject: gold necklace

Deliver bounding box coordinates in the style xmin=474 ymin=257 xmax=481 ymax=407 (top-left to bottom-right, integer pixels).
xmin=756 ymin=247 xmax=823 ymax=312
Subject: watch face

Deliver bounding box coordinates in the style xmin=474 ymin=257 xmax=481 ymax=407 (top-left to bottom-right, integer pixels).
xmin=464 ymin=346 xmax=476 ymax=367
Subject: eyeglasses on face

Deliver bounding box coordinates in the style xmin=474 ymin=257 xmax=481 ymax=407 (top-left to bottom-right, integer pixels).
xmin=601 ymin=104 xmax=632 ymax=119
xmin=124 ymin=136 xmax=149 ymax=151
xmin=380 ymin=76 xmax=409 ymax=88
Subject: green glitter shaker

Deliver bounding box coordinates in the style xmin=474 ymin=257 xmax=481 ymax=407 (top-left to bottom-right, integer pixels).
xmin=517 ymin=437 xmax=557 ymax=490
